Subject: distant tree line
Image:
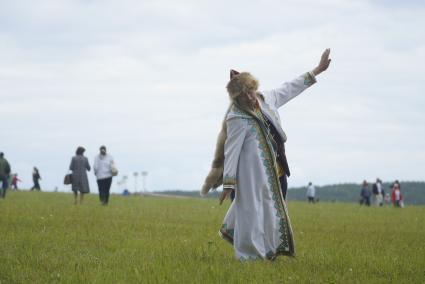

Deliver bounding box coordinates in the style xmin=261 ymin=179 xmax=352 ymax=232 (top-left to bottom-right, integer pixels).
xmin=157 ymin=181 xmax=425 ymax=205
xmin=287 ymin=181 xmax=425 ymax=205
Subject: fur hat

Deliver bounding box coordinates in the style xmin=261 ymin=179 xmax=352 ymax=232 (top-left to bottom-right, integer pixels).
xmin=226 ymin=72 xmax=259 ymax=99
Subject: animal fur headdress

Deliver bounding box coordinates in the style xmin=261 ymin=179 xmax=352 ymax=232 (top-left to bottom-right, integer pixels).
xmin=226 ymin=71 xmax=259 ymax=99
xmin=201 ymin=70 xmax=259 ymax=196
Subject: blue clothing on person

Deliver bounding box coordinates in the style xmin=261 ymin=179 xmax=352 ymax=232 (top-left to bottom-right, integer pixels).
xmin=360 ymin=186 xmax=371 ymax=206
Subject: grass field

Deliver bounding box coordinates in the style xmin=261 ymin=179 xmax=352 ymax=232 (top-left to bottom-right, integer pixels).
xmin=0 ymin=191 xmax=424 ymax=283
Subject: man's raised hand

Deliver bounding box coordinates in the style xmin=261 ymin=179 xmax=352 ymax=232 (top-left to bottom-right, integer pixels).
xmin=313 ymin=48 xmax=331 ymax=76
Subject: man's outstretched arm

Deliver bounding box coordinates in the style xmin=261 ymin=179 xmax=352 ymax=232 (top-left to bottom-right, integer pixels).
xmin=261 ymin=48 xmax=332 ymax=109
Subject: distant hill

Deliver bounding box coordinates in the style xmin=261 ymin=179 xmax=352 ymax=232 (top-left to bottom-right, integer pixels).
xmin=156 ymin=181 xmax=425 ymax=205
xmin=287 ymin=181 xmax=425 ymax=205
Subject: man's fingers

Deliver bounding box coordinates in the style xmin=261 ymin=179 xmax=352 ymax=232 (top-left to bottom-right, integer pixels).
xmin=219 ymin=190 xmax=230 ymax=205
xmin=219 ymin=191 xmax=225 ymax=205
xmin=319 ymin=49 xmax=331 ymax=71
xmin=322 ymin=48 xmax=330 ymax=60
xmin=325 ymin=59 xmax=331 ymax=68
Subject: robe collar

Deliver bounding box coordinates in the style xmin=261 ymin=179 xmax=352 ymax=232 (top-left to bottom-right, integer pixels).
xmin=256 ymin=93 xmax=287 ymax=143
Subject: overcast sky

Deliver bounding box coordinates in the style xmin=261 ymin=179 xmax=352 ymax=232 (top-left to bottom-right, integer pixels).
xmin=1 ymin=0 xmax=424 ymax=193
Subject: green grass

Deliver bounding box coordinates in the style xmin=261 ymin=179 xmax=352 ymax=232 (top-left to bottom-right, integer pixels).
xmin=0 ymin=191 xmax=424 ymax=283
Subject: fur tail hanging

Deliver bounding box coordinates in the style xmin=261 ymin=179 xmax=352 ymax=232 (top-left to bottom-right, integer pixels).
xmin=200 ymin=118 xmax=227 ymax=196
xmin=201 ymin=69 xmax=240 ymax=197
xmin=200 ymin=167 xmax=223 ymax=196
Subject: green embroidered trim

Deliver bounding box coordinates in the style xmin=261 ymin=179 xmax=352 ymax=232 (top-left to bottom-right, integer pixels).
xmin=223 ymin=174 xmax=236 ymax=186
xmin=266 ymin=250 xmax=276 ymax=260
xmin=303 ymin=72 xmax=315 ymax=86
xmin=247 ymin=120 xmax=290 ymax=249
xmin=219 ymin=223 xmax=234 ymax=245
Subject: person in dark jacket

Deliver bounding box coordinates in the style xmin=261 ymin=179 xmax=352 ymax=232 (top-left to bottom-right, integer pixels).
xmin=372 ymin=178 xmax=384 ymax=206
xmin=360 ymin=180 xmax=371 ymax=206
xmin=0 ymin=152 xmax=11 ymax=198
xmin=30 ymin=167 xmax=42 ymax=191
xmin=69 ymin=146 xmax=91 ymax=204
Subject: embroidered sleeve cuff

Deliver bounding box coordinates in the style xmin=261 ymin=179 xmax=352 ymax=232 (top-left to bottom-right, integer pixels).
xmin=304 ymin=71 xmax=317 ymax=86
xmin=223 ymin=175 xmax=236 ymax=190
xmin=223 ymin=184 xmax=235 ymax=190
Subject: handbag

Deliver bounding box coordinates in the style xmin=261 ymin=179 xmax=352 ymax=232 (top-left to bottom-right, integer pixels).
xmin=111 ymin=161 xmax=118 ymax=177
xmin=64 ymin=173 xmax=72 ymax=185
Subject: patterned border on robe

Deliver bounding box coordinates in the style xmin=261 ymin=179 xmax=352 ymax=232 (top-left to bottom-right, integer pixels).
xmin=219 ymin=224 xmax=234 ymax=245
xmin=219 ymin=104 xmax=295 ymax=260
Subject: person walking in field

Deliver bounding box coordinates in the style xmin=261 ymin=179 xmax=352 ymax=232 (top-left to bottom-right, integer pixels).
xmin=0 ymin=152 xmax=11 ymax=198
xmin=69 ymin=146 xmax=91 ymax=204
xmin=306 ymin=182 xmax=316 ymax=203
xmin=372 ymin=178 xmax=384 ymax=206
xmin=94 ymin=145 xmax=115 ymax=205
xmin=11 ymin=174 xmax=21 ymax=190
xmin=391 ymin=182 xmax=403 ymax=208
xmin=30 ymin=167 xmax=42 ymax=191
xmin=201 ymin=49 xmax=331 ymax=260
xmin=392 ymin=180 xmax=401 ymax=190
xmin=360 ymin=180 xmax=371 ymax=206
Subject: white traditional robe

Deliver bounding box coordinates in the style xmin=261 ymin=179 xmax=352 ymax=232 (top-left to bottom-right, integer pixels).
xmin=219 ymin=72 xmax=316 ymax=260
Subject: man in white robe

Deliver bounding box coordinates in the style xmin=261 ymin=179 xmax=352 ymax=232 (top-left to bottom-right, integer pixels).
xmin=202 ymin=49 xmax=331 ymax=260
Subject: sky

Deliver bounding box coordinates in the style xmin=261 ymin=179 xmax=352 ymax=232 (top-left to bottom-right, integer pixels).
xmin=1 ymin=0 xmax=424 ymax=193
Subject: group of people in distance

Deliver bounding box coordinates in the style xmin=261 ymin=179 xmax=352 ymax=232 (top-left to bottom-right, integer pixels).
xmin=360 ymin=178 xmax=404 ymax=207
xmin=8 ymin=168 xmax=41 ymax=192
xmin=69 ymin=145 xmax=117 ymax=205
xmin=0 ymin=152 xmax=42 ymax=197
xmin=0 ymin=146 xmax=117 ymax=206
